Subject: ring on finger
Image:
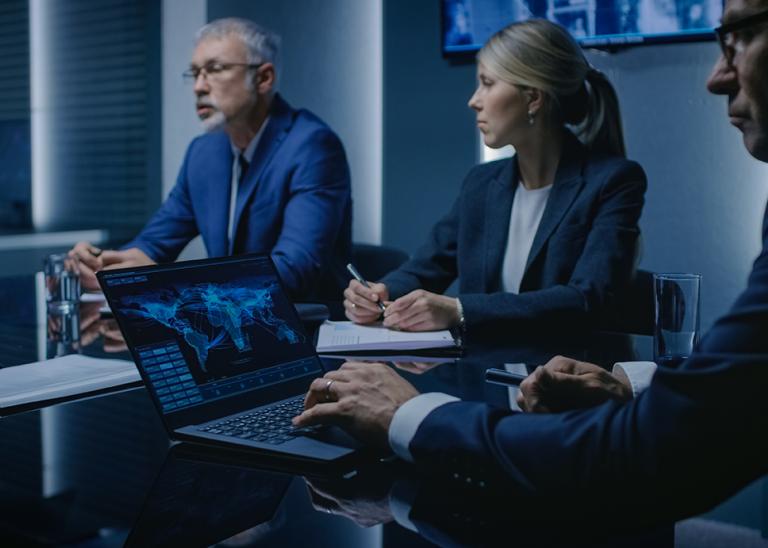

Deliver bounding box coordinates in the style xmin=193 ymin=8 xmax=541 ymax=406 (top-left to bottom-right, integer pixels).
xmin=324 ymin=379 xmax=336 ymax=402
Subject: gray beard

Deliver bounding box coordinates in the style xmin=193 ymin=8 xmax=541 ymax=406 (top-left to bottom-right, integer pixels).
xmin=201 ymin=110 xmax=226 ymax=132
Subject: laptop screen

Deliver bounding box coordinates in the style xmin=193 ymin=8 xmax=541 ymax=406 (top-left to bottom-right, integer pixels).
xmin=100 ymin=255 xmax=322 ymax=416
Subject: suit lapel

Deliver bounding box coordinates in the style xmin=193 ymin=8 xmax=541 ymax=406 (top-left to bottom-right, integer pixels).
xmin=230 ymin=94 xmax=294 ymax=251
xmin=483 ymin=158 xmax=518 ymax=292
xmin=524 ymin=133 xmax=586 ymax=273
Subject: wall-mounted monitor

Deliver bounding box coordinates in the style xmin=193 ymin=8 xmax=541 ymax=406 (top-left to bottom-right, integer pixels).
xmin=442 ymin=0 xmax=722 ymax=54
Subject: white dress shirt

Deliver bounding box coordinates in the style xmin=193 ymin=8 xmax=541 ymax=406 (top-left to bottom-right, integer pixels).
xmin=501 ymin=182 xmax=552 ymax=294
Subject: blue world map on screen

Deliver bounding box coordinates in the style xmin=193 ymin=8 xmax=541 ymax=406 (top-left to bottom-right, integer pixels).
xmin=116 ymin=281 xmax=303 ymax=371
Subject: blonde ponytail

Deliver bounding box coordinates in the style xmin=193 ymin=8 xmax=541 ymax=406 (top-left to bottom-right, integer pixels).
xmin=478 ymin=19 xmax=627 ymax=157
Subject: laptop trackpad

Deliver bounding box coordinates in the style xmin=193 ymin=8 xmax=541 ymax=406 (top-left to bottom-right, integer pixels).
xmin=304 ymin=425 xmax=361 ymax=449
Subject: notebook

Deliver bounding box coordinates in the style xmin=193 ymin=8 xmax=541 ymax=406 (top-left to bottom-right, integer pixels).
xmin=316 ymin=320 xmax=458 ymax=353
xmin=0 ymin=354 xmax=140 ymax=413
xmin=98 ymin=253 xmax=362 ymax=468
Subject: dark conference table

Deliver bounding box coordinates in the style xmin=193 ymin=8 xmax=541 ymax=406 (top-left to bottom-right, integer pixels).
xmin=0 ymin=274 xmax=672 ymax=547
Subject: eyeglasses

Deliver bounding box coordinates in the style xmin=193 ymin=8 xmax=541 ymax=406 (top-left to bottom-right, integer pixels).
xmin=715 ymin=9 xmax=768 ymax=67
xmin=182 ymin=62 xmax=263 ymax=83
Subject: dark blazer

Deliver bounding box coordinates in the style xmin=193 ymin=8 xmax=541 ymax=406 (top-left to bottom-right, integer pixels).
xmin=381 ymin=131 xmax=647 ymax=328
xmin=407 ymin=208 xmax=768 ymax=526
xmin=124 ymin=94 xmax=352 ymax=300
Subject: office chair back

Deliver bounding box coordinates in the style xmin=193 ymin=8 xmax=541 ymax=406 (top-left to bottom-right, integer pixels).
xmin=598 ymin=269 xmax=655 ymax=335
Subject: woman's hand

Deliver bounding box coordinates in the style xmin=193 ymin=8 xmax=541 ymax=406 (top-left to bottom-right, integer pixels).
xmin=344 ymin=280 xmax=389 ymax=324
xmin=382 ymin=290 xmax=460 ymax=331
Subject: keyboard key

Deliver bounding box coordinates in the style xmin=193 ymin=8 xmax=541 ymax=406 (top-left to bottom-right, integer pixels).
xmin=199 ymin=395 xmax=318 ymax=444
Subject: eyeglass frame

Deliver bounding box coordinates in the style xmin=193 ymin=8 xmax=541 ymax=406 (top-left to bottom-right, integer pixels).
xmin=714 ymin=9 xmax=768 ymax=66
xmin=182 ymin=61 xmax=264 ymax=83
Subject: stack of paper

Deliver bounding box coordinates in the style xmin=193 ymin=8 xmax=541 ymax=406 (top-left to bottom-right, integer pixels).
xmin=316 ymin=321 xmax=457 ymax=353
xmin=0 ymin=354 xmax=141 ymax=411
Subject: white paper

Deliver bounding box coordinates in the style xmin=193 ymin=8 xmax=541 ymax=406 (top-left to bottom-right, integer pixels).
xmin=316 ymin=321 xmax=456 ymax=352
xmin=320 ymin=353 xmax=456 ymax=364
xmin=0 ymin=354 xmax=140 ymax=409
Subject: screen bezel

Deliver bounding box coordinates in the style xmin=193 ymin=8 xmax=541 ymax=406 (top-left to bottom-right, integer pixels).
xmin=97 ymin=253 xmax=324 ymax=432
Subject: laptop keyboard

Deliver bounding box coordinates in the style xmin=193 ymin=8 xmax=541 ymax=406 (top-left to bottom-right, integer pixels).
xmin=198 ymin=395 xmax=321 ymax=445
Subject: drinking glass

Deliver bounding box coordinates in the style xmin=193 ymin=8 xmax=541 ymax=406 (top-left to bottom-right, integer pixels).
xmin=44 ymin=253 xmax=81 ymax=355
xmin=44 ymin=252 xmax=81 ymax=311
xmin=653 ymin=273 xmax=701 ymax=367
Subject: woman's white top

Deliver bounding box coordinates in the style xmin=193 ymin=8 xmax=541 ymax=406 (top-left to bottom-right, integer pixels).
xmin=500 ymin=182 xmax=553 ymax=294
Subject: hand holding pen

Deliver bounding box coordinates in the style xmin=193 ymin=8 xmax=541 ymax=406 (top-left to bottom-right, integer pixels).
xmin=344 ymin=263 xmax=390 ymax=324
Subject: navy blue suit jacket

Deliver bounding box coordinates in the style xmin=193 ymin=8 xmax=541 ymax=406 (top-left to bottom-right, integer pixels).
xmin=408 ymin=207 xmax=768 ymax=525
xmin=124 ymin=94 xmax=352 ymax=299
xmin=381 ymin=132 xmax=647 ymax=328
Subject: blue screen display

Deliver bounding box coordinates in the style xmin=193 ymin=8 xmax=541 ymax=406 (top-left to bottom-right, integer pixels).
xmin=102 ymin=256 xmax=320 ymax=413
xmin=443 ymin=0 xmax=722 ymax=53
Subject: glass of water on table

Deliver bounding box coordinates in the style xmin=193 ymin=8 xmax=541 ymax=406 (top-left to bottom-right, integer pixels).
xmin=653 ymin=273 xmax=701 ymax=368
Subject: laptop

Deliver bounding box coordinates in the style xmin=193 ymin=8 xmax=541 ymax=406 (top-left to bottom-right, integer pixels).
xmin=97 ymin=253 xmax=362 ymax=467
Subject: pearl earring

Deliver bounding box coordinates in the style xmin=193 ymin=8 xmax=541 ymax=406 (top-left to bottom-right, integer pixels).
xmin=527 ymin=110 xmax=535 ymax=126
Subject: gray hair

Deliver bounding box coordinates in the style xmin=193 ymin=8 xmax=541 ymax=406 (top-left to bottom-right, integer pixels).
xmin=196 ymin=17 xmax=280 ymax=65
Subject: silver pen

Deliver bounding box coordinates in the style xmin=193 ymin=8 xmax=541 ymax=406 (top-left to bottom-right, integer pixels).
xmin=346 ymin=263 xmax=386 ymax=312
xmin=484 ymin=368 xmax=527 ymax=386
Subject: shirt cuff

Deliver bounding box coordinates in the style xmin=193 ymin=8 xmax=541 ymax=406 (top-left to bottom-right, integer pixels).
xmin=612 ymin=361 xmax=657 ymax=398
xmin=388 ymin=392 xmax=460 ymax=462
xmin=388 ymin=479 xmax=419 ymax=532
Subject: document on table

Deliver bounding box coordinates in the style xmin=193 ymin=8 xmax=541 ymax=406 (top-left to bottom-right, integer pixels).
xmin=316 ymin=321 xmax=457 ymax=352
xmin=0 ymin=354 xmax=141 ymax=411
xmin=319 ymin=353 xmax=457 ymax=364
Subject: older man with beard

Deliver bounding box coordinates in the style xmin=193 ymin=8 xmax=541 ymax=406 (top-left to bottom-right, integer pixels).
xmin=71 ymin=18 xmax=352 ymax=300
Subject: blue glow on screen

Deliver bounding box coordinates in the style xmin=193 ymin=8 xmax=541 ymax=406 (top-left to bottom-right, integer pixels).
xmin=442 ymin=0 xmax=722 ymax=52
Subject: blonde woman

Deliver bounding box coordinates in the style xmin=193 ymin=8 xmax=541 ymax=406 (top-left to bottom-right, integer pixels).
xmin=346 ymin=19 xmax=647 ymax=333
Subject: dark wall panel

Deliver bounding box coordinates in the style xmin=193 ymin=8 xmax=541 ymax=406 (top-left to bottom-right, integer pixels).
xmin=382 ymin=0 xmax=477 ymax=255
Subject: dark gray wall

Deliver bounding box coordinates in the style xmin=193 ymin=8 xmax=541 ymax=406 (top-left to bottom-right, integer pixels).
xmin=382 ymin=0 xmax=477 ymax=255
xmin=587 ymin=43 xmax=768 ymax=330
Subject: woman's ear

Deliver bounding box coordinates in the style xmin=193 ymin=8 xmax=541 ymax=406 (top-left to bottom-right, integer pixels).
xmin=525 ymin=87 xmax=545 ymax=117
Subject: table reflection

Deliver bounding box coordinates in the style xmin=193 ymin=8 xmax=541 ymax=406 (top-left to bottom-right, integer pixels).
xmin=126 ymin=444 xmax=382 ymax=548
xmin=0 ymin=273 xmax=666 ymax=547
xmin=77 ymin=300 xmax=127 ymax=354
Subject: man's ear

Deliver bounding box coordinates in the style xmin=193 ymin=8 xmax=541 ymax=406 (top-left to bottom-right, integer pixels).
xmin=254 ymin=63 xmax=276 ymax=95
